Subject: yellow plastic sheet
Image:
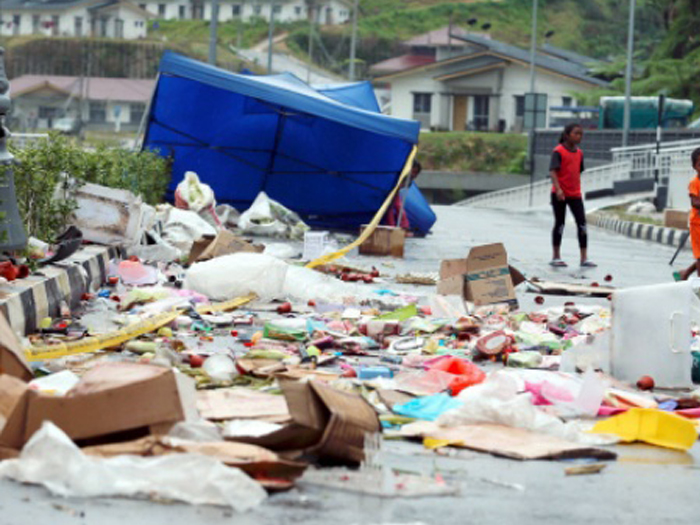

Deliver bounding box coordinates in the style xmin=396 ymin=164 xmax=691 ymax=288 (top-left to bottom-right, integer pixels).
xmin=24 ymin=293 xmax=257 ymax=362
xmin=591 ymin=408 xmax=698 ymax=451
xmin=305 ymin=145 xmax=418 ymax=269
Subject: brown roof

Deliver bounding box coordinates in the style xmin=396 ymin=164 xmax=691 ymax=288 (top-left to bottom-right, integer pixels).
xmin=403 ymin=26 xmax=490 ymax=47
xmin=370 ymin=53 xmax=436 ymax=74
xmin=10 ymin=75 xmax=155 ymax=102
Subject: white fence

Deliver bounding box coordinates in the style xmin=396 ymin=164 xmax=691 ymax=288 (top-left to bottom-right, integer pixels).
xmin=459 ymin=161 xmax=632 ymax=209
xmin=611 ymin=138 xmax=700 ymax=180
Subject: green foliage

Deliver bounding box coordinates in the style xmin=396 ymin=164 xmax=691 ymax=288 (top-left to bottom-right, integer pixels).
xmin=11 ymin=134 xmax=171 ymax=241
xmin=418 ymin=132 xmax=528 ymax=174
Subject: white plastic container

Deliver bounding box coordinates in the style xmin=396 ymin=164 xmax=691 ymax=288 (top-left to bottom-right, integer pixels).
xmin=302 ymin=230 xmax=329 ymax=261
xmin=611 ymin=281 xmax=699 ymax=388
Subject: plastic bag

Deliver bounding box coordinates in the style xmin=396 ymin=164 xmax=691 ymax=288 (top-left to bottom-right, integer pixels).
xmin=0 ymin=422 xmax=266 ymax=511
xmin=184 ymin=253 xmax=288 ymax=301
xmin=160 ymin=206 xmax=217 ymax=257
xmin=238 ymin=192 xmax=309 ymax=240
xmin=427 ymin=356 xmax=486 ymax=395
xmin=393 ymin=393 xmax=464 ymax=421
xmin=174 ymin=171 xmax=222 ymax=228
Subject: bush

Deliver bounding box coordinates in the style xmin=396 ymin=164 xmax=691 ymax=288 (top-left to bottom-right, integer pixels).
xmin=11 ymin=134 xmax=171 ymax=242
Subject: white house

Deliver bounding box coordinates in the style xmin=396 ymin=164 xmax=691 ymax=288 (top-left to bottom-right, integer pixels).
xmin=0 ymin=0 xmax=152 ymax=39
xmin=372 ymin=27 xmax=608 ymax=132
xmin=137 ymin=0 xmax=352 ymax=24
xmin=9 ymin=74 xmax=155 ymax=131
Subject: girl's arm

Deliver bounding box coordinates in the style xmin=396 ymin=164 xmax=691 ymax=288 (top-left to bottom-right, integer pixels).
xmin=551 ymin=170 xmax=565 ymax=200
xmin=690 ymin=194 xmax=700 ymax=210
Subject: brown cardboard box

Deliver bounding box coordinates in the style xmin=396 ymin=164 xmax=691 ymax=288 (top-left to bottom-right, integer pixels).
xmin=0 ymin=313 xmax=33 ymax=382
xmin=0 ymin=363 xmax=187 ymax=450
xmin=188 ymin=229 xmax=264 ymax=264
xmin=234 ymin=380 xmax=381 ymax=465
xmin=359 ymin=226 xmax=405 ymax=258
xmin=664 ymin=209 xmax=689 ymax=231
xmin=437 ymin=244 xmax=524 ymax=307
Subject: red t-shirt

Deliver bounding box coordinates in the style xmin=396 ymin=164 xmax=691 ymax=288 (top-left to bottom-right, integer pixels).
xmin=550 ymin=144 xmax=584 ymax=199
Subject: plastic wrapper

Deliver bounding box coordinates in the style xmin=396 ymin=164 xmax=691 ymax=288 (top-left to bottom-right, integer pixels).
xmin=0 ymin=422 xmax=267 ymax=511
xmin=238 ymin=192 xmax=309 ymax=240
xmin=184 ymin=253 xmax=288 ymax=301
xmin=174 ymin=171 xmax=222 ymax=229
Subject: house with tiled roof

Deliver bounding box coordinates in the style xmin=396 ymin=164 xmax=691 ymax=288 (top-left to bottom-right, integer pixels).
xmin=371 ymin=27 xmax=607 ymax=132
xmin=10 ymin=74 xmax=155 ymax=131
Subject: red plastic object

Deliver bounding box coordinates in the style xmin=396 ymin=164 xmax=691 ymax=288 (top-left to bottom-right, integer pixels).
xmin=428 ymin=357 xmax=486 ymax=395
xmin=0 ymin=261 xmax=19 ymax=281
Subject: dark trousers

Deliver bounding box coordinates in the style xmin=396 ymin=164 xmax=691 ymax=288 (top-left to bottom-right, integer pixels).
xmin=551 ymin=193 xmax=587 ymax=249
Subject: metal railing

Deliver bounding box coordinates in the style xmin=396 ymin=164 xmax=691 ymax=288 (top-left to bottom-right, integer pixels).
xmin=459 ymin=161 xmax=632 ymax=209
xmin=611 ymin=138 xmax=700 ymax=180
xmin=9 ymin=133 xmax=49 ymax=149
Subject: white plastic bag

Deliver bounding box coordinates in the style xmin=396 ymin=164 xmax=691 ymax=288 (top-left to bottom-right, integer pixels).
xmin=184 ymin=253 xmax=288 ymax=301
xmin=160 ymin=206 xmax=217 ymax=258
xmin=0 ymin=422 xmax=266 ymax=511
xmin=238 ymin=192 xmax=309 ymax=239
xmin=175 ymin=171 xmax=222 ymax=228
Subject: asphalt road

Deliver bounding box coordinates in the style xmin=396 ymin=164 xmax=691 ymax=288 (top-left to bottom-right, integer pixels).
xmin=1 ymin=204 xmax=698 ymax=525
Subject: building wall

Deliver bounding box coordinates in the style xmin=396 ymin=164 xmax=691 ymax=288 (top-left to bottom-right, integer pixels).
xmin=0 ymin=5 xmax=147 ymax=39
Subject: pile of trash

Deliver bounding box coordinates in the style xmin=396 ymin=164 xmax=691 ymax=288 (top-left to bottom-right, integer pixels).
xmin=1 ymin=178 xmax=699 ymax=512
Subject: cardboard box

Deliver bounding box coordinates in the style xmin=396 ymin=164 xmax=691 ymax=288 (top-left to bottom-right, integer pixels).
xmin=0 ymin=313 xmax=33 ymax=382
xmin=0 ymin=363 xmax=188 ymax=450
xmin=359 ymin=226 xmax=405 ymax=258
xmin=437 ymin=244 xmax=524 ymax=308
xmin=188 ymin=229 xmax=264 ymax=264
xmin=664 ymin=209 xmax=689 ymax=231
xmin=234 ymin=380 xmax=381 ymax=465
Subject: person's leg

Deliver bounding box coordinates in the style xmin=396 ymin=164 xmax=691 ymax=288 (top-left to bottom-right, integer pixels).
xmin=567 ymin=198 xmax=590 ymax=264
xmin=681 ymin=261 xmax=698 ymax=280
xmin=551 ymin=193 xmax=567 ymax=262
xmin=689 ymin=225 xmax=700 ymax=278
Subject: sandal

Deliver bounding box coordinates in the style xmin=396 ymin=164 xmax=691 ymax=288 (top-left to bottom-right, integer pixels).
xmin=549 ymin=259 xmax=568 ymax=267
xmin=580 ymin=260 xmax=598 ymax=268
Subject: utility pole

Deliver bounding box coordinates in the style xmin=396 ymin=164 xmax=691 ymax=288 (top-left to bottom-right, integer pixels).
xmin=348 ymin=0 xmax=359 ymax=80
xmin=267 ymin=1 xmax=277 ymax=73
xmin=307 ymin=2 xmax=315 ymax=82
xmin=208 ymin=0 xmax=219 ymax=65
xmin=622 ymin=0 xmax=636 ymax=147
xmin=528 ymin=0 xmax=537 ymax=93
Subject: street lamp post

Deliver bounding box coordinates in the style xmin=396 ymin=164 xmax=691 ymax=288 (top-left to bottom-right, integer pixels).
xmin=267 ymin=1 xmax=277 ymax=73
xmin=622 ymin=0 xmax=636 ymax=147
xmin=528 ymin=0 xmax=538 ymax=94
xmin=348 ymin=0 xmax=359 ymax=81
xmin=208 ymin=0 xmax=219 ymax=64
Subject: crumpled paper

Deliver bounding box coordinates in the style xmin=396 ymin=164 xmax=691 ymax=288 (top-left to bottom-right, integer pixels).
xmin=0 ymin=422 xmax=267 ymax=511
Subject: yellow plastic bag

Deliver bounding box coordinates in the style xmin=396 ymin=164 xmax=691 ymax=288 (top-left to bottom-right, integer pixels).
xmin=591 ymin=408 xmax=698 ymax=451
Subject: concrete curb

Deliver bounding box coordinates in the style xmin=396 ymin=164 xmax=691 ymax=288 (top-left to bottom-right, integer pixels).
xmin=0 ymin=245 xmax=121 ymax=336
xmin=588 ymin=212 xmax=689 ymax=249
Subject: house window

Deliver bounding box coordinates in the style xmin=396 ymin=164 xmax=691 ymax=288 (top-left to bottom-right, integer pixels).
xmin=32 ymin=15 xmax=40 ymax=34
xmin=130 ymin=103 xmax=146 ymax=124
xmin=232 ymin=4 xmax=241 ymax=16
xmin=562 ymin=96 xmax=573 ymax=107
xmin=273 ymin=4 xmax=281 ymax=14
xmin=158 ymin=3 xmax=166 ymax=17
xmin=13 ymin=15 xmax=20 ymax=35
xmin=51 ymin=15 xmax=59 ymax=35
xmin=325 ymin=6 xmax=332 ymax=24
xmin=100 ymin=17 xmax=108 ymax=37
xmin=90 ymin=102 xmax=106 ymax=123
xmin=74 ymin=16 xmax=83 ymax=36
xmin=294 ymin=6 xmax=301 ymax=15
xmin=38 ymin=106 xmax=58 ymax=119
xmin=179 ymin=5 xmax=186 ymax=18
xmin=253 ymin=5 xmax=262 ymax=15
xmin=515 ymin=95 xmax=525 ymax=117
xmin=115 ymin=18 xmax=124 ymax=38
xmin=413 ymin=93 xmax=432 ymax=129
xmin=139 ymin=3 xmax=146 ymax=10
xmin=473 ymin=95 xmax=490 ymax=131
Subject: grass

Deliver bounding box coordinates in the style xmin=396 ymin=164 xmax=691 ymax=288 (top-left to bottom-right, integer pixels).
xmin=418 ymin=131 xmax=529 ymax=174
xmin=599 ymin=204 xmax=663 ymax=226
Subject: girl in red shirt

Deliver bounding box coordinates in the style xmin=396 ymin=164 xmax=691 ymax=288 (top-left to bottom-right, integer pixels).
xmin=549 ymin=123 xmax=596 ymax=268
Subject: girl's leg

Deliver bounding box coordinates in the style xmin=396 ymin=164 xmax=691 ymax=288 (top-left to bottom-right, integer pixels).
xmin=567 ymin=198 xmax=589 ymax=264
xmin=680 ymin=261 xmax=698 ymax=280
xmin=551 ymin=193 xmax=567 ymax=261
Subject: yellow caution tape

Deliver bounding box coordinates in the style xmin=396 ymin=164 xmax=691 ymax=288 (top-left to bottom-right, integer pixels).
xmin=305 ymin=145 xmax=418 ymax=269
xmin=24 ymin=293 xmax=257 ymax=362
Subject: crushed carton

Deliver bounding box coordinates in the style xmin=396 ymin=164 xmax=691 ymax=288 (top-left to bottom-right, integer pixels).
xmin=0 ymin=363 xmax=191 ymax=450
xmin=188 ymin=229 xmax=264 ymax=264
xmin=233 ymin=380 xmax=381 ymax=465
xmin=437 ymin=243 xmax=524 ymax=308
xmin=359 ymin=225 xmax=405 ymax=258
xmin=0 ymin=314 xmax=32 ymax=382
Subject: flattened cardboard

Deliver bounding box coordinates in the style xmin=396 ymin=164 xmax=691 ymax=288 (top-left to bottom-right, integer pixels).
xmin=529 ymin=278 xmax=615 ymax=297
xmin=234 ymin=380 xmax=381 ymax=465
xmin=401 ymin=421 xmax=617 ymax=461
xmin=0 ymin=363 xmax=186 ymax=449
xmin=664 ymin=209 xmax=689 ymax=231
xmin=0 ymin=313 xmax=33 ymax=382
xmin=188 ymin=229 xmax=263 ymax=264
xmin=438 ymin=244 xmax=522 ymax=307
xmin=196 ymin=388 xmax=290 ymax=422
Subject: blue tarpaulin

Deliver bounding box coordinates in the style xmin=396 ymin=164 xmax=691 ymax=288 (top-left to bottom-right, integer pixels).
xmin=143 ymin=52 xmax=435 ymax=232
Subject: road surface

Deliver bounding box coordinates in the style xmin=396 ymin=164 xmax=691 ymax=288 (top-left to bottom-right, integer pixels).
xmin=1 ymin=204 xmax=698 ymax=525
